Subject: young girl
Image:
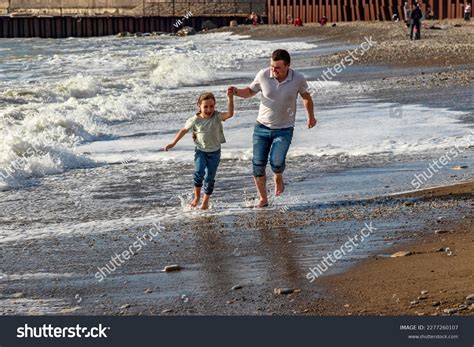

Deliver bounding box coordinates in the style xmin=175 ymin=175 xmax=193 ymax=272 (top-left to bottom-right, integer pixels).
xmin=165 ymin=91 xmax=234 ymax=209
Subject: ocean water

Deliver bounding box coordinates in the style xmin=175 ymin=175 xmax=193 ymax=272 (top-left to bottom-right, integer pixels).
xmin=0 ymin=32 xmax=472 ymax=242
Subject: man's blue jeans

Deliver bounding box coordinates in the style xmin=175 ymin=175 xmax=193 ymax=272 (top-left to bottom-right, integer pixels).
xmin=252 ymin=123 xmax=294 ymax=177
xmin=193 ymin=148 xmax=221 ymax=195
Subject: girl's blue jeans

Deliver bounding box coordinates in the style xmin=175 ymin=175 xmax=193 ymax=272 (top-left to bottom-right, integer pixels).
xmin=193 ymin=148 xmax=221 ymax=195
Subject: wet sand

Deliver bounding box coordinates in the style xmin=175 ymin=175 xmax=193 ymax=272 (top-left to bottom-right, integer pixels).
xmin=0 ymin=180 xmax=472 ymax=316
xmin=307 ymin=182 xmax=474 ymax=316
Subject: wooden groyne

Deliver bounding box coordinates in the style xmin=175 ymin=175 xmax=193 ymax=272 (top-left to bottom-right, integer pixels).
xmin=267 ymin=0 xmax=470 ymax=23
xmin=0 ymin=15 xmax=235 ymax=38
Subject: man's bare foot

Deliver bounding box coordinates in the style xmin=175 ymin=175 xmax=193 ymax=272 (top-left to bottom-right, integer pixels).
xmin=191 ymin=187 xmax=201 ymax=208
xmin=190 ymin=198 xmax=200 ymax=208
xmin=274 ymin=173 xmax=285 ymax=196
xmin=201 ymin=194 xmax=210 ymax=210
xmin=255 ymin=199 xmax=269 ymax=208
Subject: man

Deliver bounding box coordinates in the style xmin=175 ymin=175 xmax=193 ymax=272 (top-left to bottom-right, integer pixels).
xmin=229 ymin=49 xmax=317 ymax=208
xmin=403 ymin=2 xmax=410 ymax=23
xmin=410 ymin=3 xmax=423 ymax=40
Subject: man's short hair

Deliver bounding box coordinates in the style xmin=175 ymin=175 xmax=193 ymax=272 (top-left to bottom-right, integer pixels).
xmin=271 ymin=49 xmax=291 ymax=65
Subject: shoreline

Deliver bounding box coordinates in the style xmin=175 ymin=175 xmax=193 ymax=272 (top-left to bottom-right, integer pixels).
xmin=315 ymin=218 xmax=473 ymax=316
xmin=303 ymin=181 xmax=473 ymax=316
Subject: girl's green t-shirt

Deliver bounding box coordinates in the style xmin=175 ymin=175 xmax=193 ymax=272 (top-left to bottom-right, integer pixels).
xmin=184 ymin=111 xmax=226 ymax=152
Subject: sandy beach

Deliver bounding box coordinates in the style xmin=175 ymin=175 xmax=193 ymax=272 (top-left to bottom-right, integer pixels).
xmin=0 ymin=20 xmax=473 ymax=317
xmin=308 ymin=182 xmax=473 ymax=316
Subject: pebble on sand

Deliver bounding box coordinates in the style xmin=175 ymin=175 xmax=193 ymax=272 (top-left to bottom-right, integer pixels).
xmin=163 ymin=265 xmax=182 ymax=272
xmin=466 ymin=294 xmax=474 ymax=304
xmin=231 ymin=285 xmax=243 ymax=290
xmin=274 ymin=288 xmax=296 ymax=295
xmin=434 ymin=229 xmax=449 ymax=234
xmin=421 ymin=290 xmax=429 ymax=295
xmin=443 ymin=308 xmax=458 ymax=315
xmin=60 ymin=307 xmax=81 ymax=314
xmin=391 ymin=251 xmax=412 ymax=258
xmin=452 ymin=165 xmax=468 ymax=170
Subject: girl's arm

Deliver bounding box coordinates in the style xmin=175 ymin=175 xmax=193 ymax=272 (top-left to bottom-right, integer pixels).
xmin=221 ymin=92 xmax=235 ymax=121
xmin=165 ymin=128 xmax=189 ymax=151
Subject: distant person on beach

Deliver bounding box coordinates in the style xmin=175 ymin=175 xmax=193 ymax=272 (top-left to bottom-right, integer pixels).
xmin=164 ymin=92 xmax=234 ymax=210
xmin=404 ymin=2 xmax=411 ymax=26
xmin=244 ymin=13 xmax=253 ymax=25
xmin=228 ymin=49 xmax=317 ymax=208
xmin=319 ymin=16 xmax=328 ymax=26
xmin=426 ymin=6 xmax=434 ymax=19
xmin=392 ymin=11 xmax=400 ymax=21
xmin=252 ymin=12 xmax=259 ymax=26
xmin=465 ymin=3 xmax=472 ymax=20
xmin=410 ymin=4 xmax=423 ymax=40
xmin=294 ymin=17 xmax=303 ymax=26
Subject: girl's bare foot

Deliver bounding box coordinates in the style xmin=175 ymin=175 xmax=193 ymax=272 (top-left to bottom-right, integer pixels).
xmin=256 ymin=199 xmax=269 ymax=208
xmin=274 ymin=173 xmax=285 ymax=196
xmin=190 ymin=198 xmax=200 ymax=208
xmin=201 ymin=194 xmax=210 ymax=210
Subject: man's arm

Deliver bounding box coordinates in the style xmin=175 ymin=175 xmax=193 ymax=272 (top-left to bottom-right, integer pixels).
xmin=301 ymin=92 xmax=317 ymax=129
xmin=228 ymin=86 xmax=257 ymax=99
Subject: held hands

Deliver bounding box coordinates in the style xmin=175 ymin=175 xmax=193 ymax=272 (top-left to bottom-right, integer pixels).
xmin=307 ymin=116 xmax=317 ymax=129
xmin=227 ymin=86 xmax=237 ymax=97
